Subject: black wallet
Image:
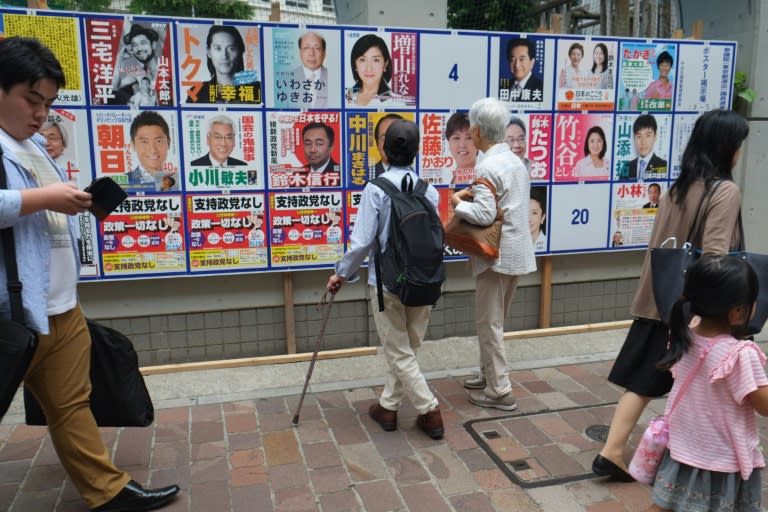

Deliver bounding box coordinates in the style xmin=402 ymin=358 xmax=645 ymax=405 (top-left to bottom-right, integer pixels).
xmin=84 ymin=177 xmax=127 ymax=220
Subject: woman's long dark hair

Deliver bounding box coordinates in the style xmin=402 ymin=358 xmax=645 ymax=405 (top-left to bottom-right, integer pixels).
xmin=658 ymin=255 xmax=759 ymax=369
xmin=669 ymin=109 xmax=749 ymax=204
xmin=350 ymin=34 xmax=392 ymax=95
xmin=206 ymin=26 xmax=245 ymax=85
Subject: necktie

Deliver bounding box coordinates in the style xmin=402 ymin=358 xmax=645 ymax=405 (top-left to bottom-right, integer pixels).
xmin=639 ymin=159 xmax=647 ymax=175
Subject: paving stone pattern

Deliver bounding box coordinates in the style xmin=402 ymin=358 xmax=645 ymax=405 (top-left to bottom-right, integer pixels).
xmin=3 ymin=359 xmax=768 ymax=511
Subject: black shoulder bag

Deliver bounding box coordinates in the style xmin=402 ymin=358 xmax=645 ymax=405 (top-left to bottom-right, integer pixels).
xmin=0 ymin=146 xmax=39 ymax=420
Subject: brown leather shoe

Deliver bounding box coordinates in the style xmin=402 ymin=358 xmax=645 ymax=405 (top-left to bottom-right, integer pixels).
xmin=416 ymin=408 xmax=444 ymax=440
xmin=368 ymin=403 xmax=397 ymax=431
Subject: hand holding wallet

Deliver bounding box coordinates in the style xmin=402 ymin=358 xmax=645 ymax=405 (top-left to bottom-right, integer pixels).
xmin=84 ymin=177 xmax=127 ymax=220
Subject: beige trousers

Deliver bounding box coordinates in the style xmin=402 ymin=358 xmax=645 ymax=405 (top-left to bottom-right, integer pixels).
xmin=474 ymin=269 xmax=519 ymax=398
xmin=24 ymin=306 xmax=130 ymax=508
xmin=369 ymin=286 xmax=439 ymax=415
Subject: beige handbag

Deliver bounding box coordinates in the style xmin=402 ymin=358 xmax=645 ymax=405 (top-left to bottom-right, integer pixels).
xmin=443 ymin=177 xmax=503 ymax=259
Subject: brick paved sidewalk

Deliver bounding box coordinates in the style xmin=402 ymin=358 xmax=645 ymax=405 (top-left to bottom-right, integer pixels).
xmin=2 ymin=358 xmax=767 ymax=511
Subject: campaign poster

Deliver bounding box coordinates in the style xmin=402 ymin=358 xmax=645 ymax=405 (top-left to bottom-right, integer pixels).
xmin=84 ymin=18 xmax=174 ymax=107
xmin=556 ymin=39 xmax=617 ymax=110
xmin=40 ymin=109 xmax=99 ymax=277
xmin=420 ymin=112 xmax=476 ymax=186
xmin=434 ymin=188 xmax=463 ymax=258
xmin=266 ymin=111 xmax=342 ymax=189
xmin=669 ymin=113 xmax=701 ymax=180
xmin=345 ymin=189 xmax=362 ymax=242
xmin=263 ymin=27 xmax=341 ymax=109
xmin=186 ymin=193 xmax=268 ymax=272
xmin=506 ymin=113 xmax=553 ymax=183
xmin=617 ymin=43 xmax=676 ymax=111
xmin=1 ymin=14 xmax=85 ymax=105
xmin=610 ymin=181 xmax=666 ymax=247
xmin=613 ymin=113 xmax=671 ymax=181
xmin=100 ymin=196 xmax=187 ymax=276
xmin=419 ymin=33 xmax=488 ymax=110
xmin=344 ymin=30 xmax=417 ymax=108
xmin=91 ymin=109 xmax=181 ymax=194
xmin=182 ymin=111 xmax=263 ymax=192
xmin=269 ymin=191 xmax=345 ymax=268
xmin=492 ymin=35 xmax=554 ymax=110
xmin=675 ymin=43 xmax=734 ymax=111
xmin=177 ymin=23 xmax=261 ymax=105
xmin=346 ymin=111 xmax=416 ymax=187
xmin=530 ymin=185 xmax=548 ymax=253
xmin=553 ymin=113 xmax=613 ymax=182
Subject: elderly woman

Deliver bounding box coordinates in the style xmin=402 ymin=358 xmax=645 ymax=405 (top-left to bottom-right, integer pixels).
xmin=451 ymin=98 xmax=537 ymax=410
xmin=39 ymin=121 xmax=67 ymax=163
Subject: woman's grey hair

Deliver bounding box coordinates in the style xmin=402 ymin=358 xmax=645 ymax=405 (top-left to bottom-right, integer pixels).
xmin=41 ymin=121 xmax=67 ymax=148
xmin=468 ymin=97 xmax=508 ymax=143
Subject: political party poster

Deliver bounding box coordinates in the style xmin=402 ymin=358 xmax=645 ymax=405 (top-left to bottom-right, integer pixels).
xmin=100 ymin=196 xmax=187 ymax=276
xmin=419 ymin=112 xmax=476 ymax=186
xmin=556 ymin=39 xmax=617 ymax=110
xmin=610 ymin=181 xmax=666 ymax=247
xmin=344 ymin=30 xmax=417 ymax=108
xmin=41 ymin=109 xmax=99 ymax=277
xmin=345 ymin=189 xmax=363 ymax=242
xmin=1 ymin=13 xmax=85 ymax=105
xmin=182 ymin=111 xmax=263 ymax=192
xmin=506 ymin=113 xmax=553 ymax=183
xmin=84 ymin=18 xmax=174 ymax=106
xmin=613 ymin=113 xmax=671 ymax=181
xmin=177 ymin=23 xmax=262 ymax=105
xmin=346 ymin=111 xmax=415 ymax=187
xmin=553 ymin=113 xmax=613 ymax=182
xmin=266 ymin=111 xmax=342 ymax=189
xmin=263 ymin=27 xmax=341 ymax=109
xmin=675 ymin=43 xmax=734 ymax=111
xmin=269 ymin=191 xmax=344 ymax=268
xmin=669 ymin=113 xmax=701 ymax=180
xmin=186 ymin=193 xmax=267 ymax=272
xmin=617 ymin=43 xmax=676 ymax=111
xmin=91 ymin=109 xmax=181 ymax=194
xmin=492 ymin=35 xmax=554 ymax=110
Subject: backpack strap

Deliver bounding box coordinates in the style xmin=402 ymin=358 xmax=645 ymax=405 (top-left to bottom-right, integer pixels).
xmin=370 ymin=177 xmax=398 ymax=312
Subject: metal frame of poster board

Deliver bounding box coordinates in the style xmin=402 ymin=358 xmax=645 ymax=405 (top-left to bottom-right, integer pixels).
xmin=0 ymin=7 xmax=737 ymax=281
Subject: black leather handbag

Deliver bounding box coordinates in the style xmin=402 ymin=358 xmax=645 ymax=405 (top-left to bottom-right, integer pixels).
xmin=0 ymin=147 xmax=38 ymax=420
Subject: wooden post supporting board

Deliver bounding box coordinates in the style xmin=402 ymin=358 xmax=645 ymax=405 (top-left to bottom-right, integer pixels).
xmin=539 ymin=256 xmax=553 ymax=328
xmin=283 ymin=273 xmax=297 ymax=354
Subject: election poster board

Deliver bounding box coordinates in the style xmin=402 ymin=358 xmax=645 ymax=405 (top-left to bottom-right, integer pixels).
xmin=0 ymin=7 xmax=737 ymax=279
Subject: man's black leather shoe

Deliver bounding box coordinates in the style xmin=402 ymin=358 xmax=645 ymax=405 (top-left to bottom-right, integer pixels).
xmin=91 ymin=480 xmax=180 ymax=511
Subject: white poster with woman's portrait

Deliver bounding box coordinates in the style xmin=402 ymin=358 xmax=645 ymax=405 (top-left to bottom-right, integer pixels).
xmin=344 ymin=30 xmax=417 ymax=108
xmin=262 ymin=27 xmax=342 ymax=109
xmin=556 ymin=38 xmax=617 ymax=111
xmin=176 ymin=23 xmax=262 ymax=105
xmin=529 ymin=185 xmax=548 ymax=253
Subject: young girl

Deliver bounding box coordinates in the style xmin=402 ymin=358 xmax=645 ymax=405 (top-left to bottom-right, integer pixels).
xmin=650 ymin=255 xmax=768 ymax=511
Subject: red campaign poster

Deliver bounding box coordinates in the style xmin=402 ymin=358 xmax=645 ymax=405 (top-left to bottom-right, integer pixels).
xmin=266 ymin=111 xmax=342 ymax=189
xmin=84 ymin=18 xmax=175 ymax=106
xmin=186 ymin=193 xmax=268 ymax=272
xmin=345 ymin=189 xmax=362 ymax=242
xmin=435 ymin=188 xmax=462 ymax=257
xmin=100 ymin=196 xmax=187 ymax=276
xmin=269 ymin=191 xmax=344 ymax=267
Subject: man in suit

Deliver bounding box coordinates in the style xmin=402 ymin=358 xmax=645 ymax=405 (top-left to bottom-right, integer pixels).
xmin=372 ymin=113 xmax=403 ymax=179
xmin=626 ymin=114 xmax=667 ymax=180
xmin=501 ymin=38 xmax=544 ymax=102
xmin=643 ymin=183 xmax=661 ymax=209
xmin=290 ymin=31 xmax=328 ymax=108
xmin=190 ymin=114 xmax=247 ymax=167
xmin=125 ymin=111 xmax=178 ymax=192
xmin=302 ymin=121 xmax=338 ymax=172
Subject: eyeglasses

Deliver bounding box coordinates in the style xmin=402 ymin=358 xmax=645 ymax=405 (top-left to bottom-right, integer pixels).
xmin=212 ymin=134 xmax=235 ymax=142
xmin=505 ymin=137 xmax=526 ymax=145
xmin=43 ymin=134 xmax=62 ymax=142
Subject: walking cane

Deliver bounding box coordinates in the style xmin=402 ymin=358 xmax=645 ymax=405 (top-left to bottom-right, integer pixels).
xmin=292 ymin=291 xmax=335 ymax=425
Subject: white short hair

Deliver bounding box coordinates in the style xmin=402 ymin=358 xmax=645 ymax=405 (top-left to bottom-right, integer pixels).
xmin=208 ymin=114 xmax=235 ymax=133
xmin=468 ymin=97 xmax=508 ymax=143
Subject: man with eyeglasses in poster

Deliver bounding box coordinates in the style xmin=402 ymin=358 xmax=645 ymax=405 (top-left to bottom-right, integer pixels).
xmin=190 ymin=114 xmax=247 ymax=167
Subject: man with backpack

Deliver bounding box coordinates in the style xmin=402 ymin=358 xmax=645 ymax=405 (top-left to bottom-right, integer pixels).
xmin=326 ymin=119 xmax=445 ymax=440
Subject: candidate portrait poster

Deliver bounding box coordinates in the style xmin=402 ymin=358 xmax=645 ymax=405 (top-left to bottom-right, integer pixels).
xmin=613 ymin=113 xmax=671 ymax=182
xmin=675 ymin=43 xmax=733 ymax=111
xmin=263 ymin=27 xmax=341 ymax=109
xmin=1 ymin=13 xmax=85 ymax=106
xmin=556 ymin=39 xmax=617 ymax=111
xmin=346 ymin=111 xmax=415 ymax=187
xmin=617 ymin=43 xmax=676 ymax=112
xmin=177 ymin=23 xmax=261 ymax=105
xmin=84 ymin=18 xmax=174 ymax=107
xmin=266 ymin=111 xmax=342 ymax=189
xmin=553 ymin=113 xmax=613 ymax=182
xmin=186 ymin=193 xmax=268 ymax=272
xmin=419 ymin=112 xmax=477 ymax=187
xmin=269 ymin=191 xmax=345 ymax=268
xmin=506 ymin=113 xmax=553 ymax=183
xmin=610 ymin=181 xmax=666 ymax=247
xmin=41 ymin=109 xmax=99 ymax=277
xmin=344 ymin=30 xmax=417 ymax=108
xmin=493 ymin=35 xmax=554 ymax=110
xmin=182 ymin=111 xmax=263 ymax=192
xmin=100 ymin=196 xmax=187 ymax=276
xmin=91 ymin=109 xmax=181 ymax=194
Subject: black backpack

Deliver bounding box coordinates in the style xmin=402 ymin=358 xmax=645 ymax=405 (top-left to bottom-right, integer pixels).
xmin=372 ymin=174 xmax=445 ymax=312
